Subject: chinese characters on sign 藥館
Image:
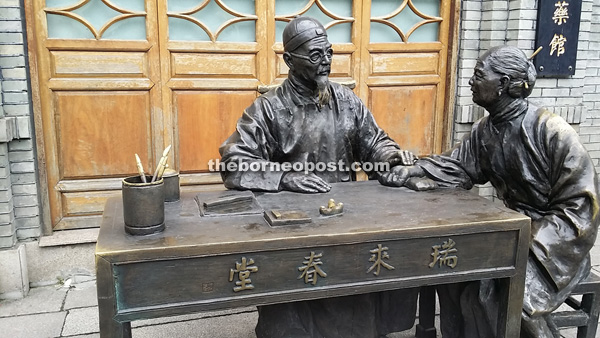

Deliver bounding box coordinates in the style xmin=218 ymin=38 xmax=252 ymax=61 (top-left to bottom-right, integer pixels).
xmin=534 ymin=0 xmax=582 ymax=76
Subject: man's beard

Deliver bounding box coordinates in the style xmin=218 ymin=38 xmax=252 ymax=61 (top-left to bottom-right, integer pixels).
xmin=315 ymin=78 xmax=331 ymax=109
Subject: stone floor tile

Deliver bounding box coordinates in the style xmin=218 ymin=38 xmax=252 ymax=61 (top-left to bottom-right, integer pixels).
xmin=63 ymin=334 xmax=100 ymax=338
xmin=64 ymin=281 xmax=97 ymax=310
xmin=0 ymin=311 xmax=66 ymax=338
xmin=132 ymin=312 xmax=258 ymax=338
xmin=62 ymin=307 xmax=99 ymax=336
xmin=0 ymin=284 xmax=67 ymax=317
xmin=560 ymin=327 xmax=577 ymax=338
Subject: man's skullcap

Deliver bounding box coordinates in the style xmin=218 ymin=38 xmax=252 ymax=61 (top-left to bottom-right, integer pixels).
xmin=282 ymin=17 xmax=327 ymax=52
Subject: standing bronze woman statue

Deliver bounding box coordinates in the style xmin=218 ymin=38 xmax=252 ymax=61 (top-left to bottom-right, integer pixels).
xmin=381 ymin=45 xmax=600 ymax=337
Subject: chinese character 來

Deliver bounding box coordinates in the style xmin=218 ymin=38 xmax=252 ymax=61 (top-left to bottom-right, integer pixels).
xmin=429 ymin=238 xmax=458 ymax=269
xmin=367 ymin=244 xmax=395 ymax=276
xmin=553 ymin=1 xmax=569 ymax=25
xmin=229 ymin=257 xmax=258 ymax=292
xmin=298 ymin=251 xmax=327 ymax=285
xmin=550 ymin=34 xmax=567 ymax=57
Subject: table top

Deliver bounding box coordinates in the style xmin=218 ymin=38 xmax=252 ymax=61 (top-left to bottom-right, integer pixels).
xmin=97 ymin=181 xmax=529 ymax=262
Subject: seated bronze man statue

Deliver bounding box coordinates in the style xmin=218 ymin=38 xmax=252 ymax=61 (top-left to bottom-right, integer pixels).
xmin=381 ymin=45 xmax=600 ymax=338
xmin=220 ymin=16 xmax=419 ymax=338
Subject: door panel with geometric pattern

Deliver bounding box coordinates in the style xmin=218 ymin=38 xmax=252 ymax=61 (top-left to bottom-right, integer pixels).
xmin=26 ymin=0 xmax=457 ymax=230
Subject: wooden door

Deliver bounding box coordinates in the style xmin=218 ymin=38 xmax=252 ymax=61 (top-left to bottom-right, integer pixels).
xmin=27 ymin=0 xmax=164 ymax=230
xmin=359 ymin=0 xmax=455 ymax=155
xmin=27 ymin=0 xmax=456 ymax=230
xmin=158 ymin=0 xmax=268 ymax=186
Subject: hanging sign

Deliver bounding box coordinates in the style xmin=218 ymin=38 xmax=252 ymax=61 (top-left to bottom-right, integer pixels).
xmin=534 ymin=0 xmax=582 ymax=76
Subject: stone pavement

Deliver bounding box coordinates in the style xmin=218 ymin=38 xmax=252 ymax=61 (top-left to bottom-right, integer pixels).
xmin=0 ymin=242 xmax=598 ymax=337
xmin=0 ymin=279 xmax=593 ymax=337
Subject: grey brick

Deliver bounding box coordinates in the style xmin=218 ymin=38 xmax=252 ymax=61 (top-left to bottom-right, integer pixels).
xmin=13 ymin=195 xmax=37 ymax=208
xmin=0 ymin=166 xmax=11 ymax=179
xmin=8 ymin=139 xmax=32 ymax=151
xmin=0 ymin=233 xmax=16 ymax=248
xmin=15 ymin=116 xmax=30 ymax=138
xmin=0 ymin=55 xmax=25 ymax=68
xmin=16 ymin=227 xmax=41 ymax=239
xmin=3 ymin=92 xmax=29 ymax=104
xmin=0 ymin=21 xmax=22 ymax=32
xmin=15 ymin=215 xmax=40 ymax=229
xmin=0 ymin=0 xmax=21 ymax=6
xmin=10 ymin=173 xmax=36 ymax=185
xmin=0 ymin=199 xmax=14 ymax=213
xmin=8 ymin=150 xmax=33 ymax=163
xmin=12 ymin=183 xmax=36 ymax=196
xmin=1 ymin=67 xmax=26 ymax=79
xmin=0 ymin=32 xmax=23 ymax=44
xmin=0 ymin=178 xmax=11 ymax=191
xmin=3 ymin=104 xmax=30 ymax=116
xmin=0 ymin=222 xmax=15 ymax=237
xmin=0 ymin=44 xmax=24 ymax=56
xmin=1 ymin=79 xmax=27 ymax=92
xmin=0 ymin=210 xmax=14 ymax=225
xmin=14 ymin=206 xmax=38 ymax=218
xmin=0 ymin=189 xmax=12 ymax=202
xmin=0 ymin=8 xmax=21 ymax=20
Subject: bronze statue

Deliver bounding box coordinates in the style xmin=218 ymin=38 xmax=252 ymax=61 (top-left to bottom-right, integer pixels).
xmin=220 ymin=16 xmax=419 ymax=338
xmin=381 ymin=45 xmax=600 ymax=338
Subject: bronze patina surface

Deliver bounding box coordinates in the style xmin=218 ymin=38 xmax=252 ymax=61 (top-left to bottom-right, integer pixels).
xmin=96 ymin=181 xmax=530 ymax=338
xmin=381 ymin=45 xmax=600 ymax=338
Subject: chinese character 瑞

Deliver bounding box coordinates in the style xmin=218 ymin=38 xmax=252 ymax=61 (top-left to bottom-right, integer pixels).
xmin=550 ymin=34 xmax=567 ymax=57
xmin=553 ymin=1 xmax=569 ymax=25
xmin=429 ymin=238 xmax=458 ymax=269
xmin=229 ymin=257 xmax=258 ymax=292
xmin=298 ymin=251 xmax=327 ymax=285
xmin=367 ymin=244 xmax=395 ymax=276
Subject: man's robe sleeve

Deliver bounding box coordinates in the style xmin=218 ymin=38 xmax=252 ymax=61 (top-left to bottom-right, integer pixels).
xmin=219 ymin=98 xmax=285 ymax=192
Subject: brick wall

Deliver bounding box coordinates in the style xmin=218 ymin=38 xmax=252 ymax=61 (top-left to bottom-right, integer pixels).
xmin=455 ymin=0 xmax=600 ymax=200
xmin=0 ymin=0 xmax=40 ymax=247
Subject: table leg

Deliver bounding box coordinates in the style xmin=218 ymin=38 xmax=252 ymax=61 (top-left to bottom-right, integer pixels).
xmin=96 ymin=256 xmax=132 ymax=338
xmin=415 ymin=286 xmax=437 ymax=338
xmin=496 ymin=275 xmax=526 ymax=338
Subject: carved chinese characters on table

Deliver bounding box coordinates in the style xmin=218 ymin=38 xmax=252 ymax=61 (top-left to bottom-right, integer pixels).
xmin=429 ymin=239 xmax=458 ymax=269
xmin=367 ymin=244 xmax=395 ymax=276
xmin=298 ymin=252 xmax=328 ymax=285
xmin=229 ymin=257 xmax=258 ymax=292
xmin=225 ymin=240 xmax=461 ymax=293
xmin=535 ymin=0 xmax=582 ymax=76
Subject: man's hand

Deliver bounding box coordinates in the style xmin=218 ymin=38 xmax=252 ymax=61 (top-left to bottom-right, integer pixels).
xmin=379 ymin=165 xmax=438 ymax=191
xmin=280 ymin=172 xmax=331 ymax=193
xmin=387 ymin=150 xmax=418 ymax=166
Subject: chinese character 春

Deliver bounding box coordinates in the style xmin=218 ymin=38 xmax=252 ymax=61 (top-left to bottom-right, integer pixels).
xmin=553 ymin=1 xmax=569 ymax=25
xmin=367 ymin=244 xmax=395 ymax=276
xmin=550 ymin=34 xmax=567 ymax=57
xmin=298 ymin=251 xmax=327 ymax=285
xmin=229 ymin=257 xmax=258 ymax=292
xmin=429 ymin=238 xmax=458 ymax=268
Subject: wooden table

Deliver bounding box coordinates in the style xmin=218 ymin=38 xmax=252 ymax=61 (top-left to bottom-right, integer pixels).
xmin=96 ymin=181 xmax=530 ymax=338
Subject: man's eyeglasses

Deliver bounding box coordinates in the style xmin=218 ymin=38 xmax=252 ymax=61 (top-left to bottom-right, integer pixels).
xmin=289 ymin=48 xmax=333 ymax=64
